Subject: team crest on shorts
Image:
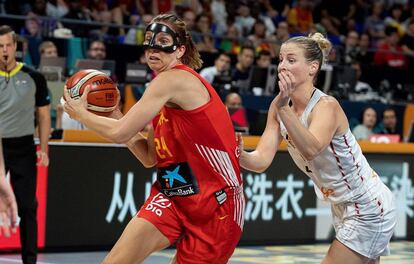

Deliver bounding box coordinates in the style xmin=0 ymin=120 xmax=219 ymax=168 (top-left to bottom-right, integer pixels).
xmin=157 ymin=162 xmax=199 ymax=197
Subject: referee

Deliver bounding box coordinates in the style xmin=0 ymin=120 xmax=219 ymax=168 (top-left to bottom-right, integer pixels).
xmin=0 ymin=25 xmax=51 ymax=264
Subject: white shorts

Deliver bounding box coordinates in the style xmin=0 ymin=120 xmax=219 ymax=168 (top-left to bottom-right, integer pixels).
xmin=331 ymin=182 xmax=396 ymax=259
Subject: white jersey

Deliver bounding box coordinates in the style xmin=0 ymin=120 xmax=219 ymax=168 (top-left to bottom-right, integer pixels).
xmin=279 ymin=89 xmax=383 ymax=204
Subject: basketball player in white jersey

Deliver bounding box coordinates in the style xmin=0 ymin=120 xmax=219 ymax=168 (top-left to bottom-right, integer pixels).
xmin=238 ymin=33 xmax=396 ymax=264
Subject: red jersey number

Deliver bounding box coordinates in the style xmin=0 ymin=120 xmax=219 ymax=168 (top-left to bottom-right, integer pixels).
xmin=154 ymin=136 xmax=173 ymax=159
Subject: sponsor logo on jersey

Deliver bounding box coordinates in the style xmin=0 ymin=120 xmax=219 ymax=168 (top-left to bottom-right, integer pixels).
xmin=157 ymin=162 xmax=199 ymax=197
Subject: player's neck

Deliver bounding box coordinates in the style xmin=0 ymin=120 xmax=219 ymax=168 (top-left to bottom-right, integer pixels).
xmin=291 ymin=84 xmax=315 ymax=111
xmin=0 ymin=59 xmax=17 ymax=72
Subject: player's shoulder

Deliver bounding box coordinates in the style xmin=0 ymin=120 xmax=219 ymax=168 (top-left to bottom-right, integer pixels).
xmin=316 ymin=95 xmax=340 ymax=110
xmin=155 ymin=67 xmax=197 ymax=85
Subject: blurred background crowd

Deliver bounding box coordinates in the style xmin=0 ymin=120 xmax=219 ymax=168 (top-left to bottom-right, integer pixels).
xmin=1 ymin=0 xmax=414 ymax=141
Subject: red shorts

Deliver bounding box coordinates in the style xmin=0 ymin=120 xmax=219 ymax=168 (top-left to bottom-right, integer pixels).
xmin=137 ymin=185 xmax=245 ymax=264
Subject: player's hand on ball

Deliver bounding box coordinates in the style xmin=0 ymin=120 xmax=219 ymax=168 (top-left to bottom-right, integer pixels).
xmin=63 ymin=85 xmax=90 ymax=121
xmin=108 ymin=89 xmax=123 ymax=120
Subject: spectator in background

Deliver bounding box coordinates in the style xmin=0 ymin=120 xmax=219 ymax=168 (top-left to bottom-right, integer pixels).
xmin=39 ymin=40 xmax=57 ymax=58
xmin=401 ymin=19 xmax=414 ymax=67
xmin=351 ymin=61 xmax=372 ymax=93
xmin=341 ymin=0 xmax=369 ymax=34
xmin=28 ymin=0 xmax=60 ymax=36
xmin=21 ymin=16 xmax=44 ymax=66
xmin=182 ymin=9 xmax=196 ymax=31
xmin=134 ymin=0 xmax=154 ymax=16
xmin=356 ymin=33 xmax=374 ymax=65
xmin=374 ymin=26 xmax=408 ymax=69
xmin=22 ymin=16 xmax=42 ymax=39
xmin=211 ymin=0 xmax=227 ymax=35
xmin=199 ymin=52 xmax=231 ymax=84
xmin=364 ymin=1 xmax=385 ymax=46
xmin=152 ymin=0 xmax=174 ymax=15
xmin=378 ymin=107 xmax=402 ymax=140
xmin=124 ymin=13 xmax=153 ymax=45
xmin=349 ymin=61 xmax=381 ymax=102
xmin=318 ymin=1 xmax=341 ymax=37
xmin=247 ymin=19 xmax=270 ymax=51
xmin=174 ymin=0 xmax=202 ymax=15
xmin=231 ymin=45 xmax=255 ymax=94
xmin=235 ymin=4 xmax=255 ymax=37
xmin=262 ymin=0 xmax=290 ymax=25
xmin=111 ymin=0 xmax=144 ymax=36
xmin=268 ymin=21 xmax=290 ymax=58
xmin=225 ymin=92 xmax=249 ymax=133
xmin=287 ymin=0 xmax=313 ymax=34
xmin=38 ymin=40 xmax=59 ymax=134
xmin=384 ymin=4 xmax=405 ymax=36
xmin=219 ymin=16 xmax=241 ymax=54
xmin=352 ymin=107 xmax=377 ymax=140
xmin=62 ymin=0 xmax=93 ymax=38
xmin=256 ymin=49 xmax=272 ymax=68
xmin=29 ymin=0 xmax=47 ymax=16
xmin=339 ymin=30 xmax=360 ymax=64
xmin=193 ymin=14 xmax=216 ymax=52
xmin=224 ymin=92 xmax=242 ymax=109
xmin=87 ymin=40 xmax=106 ymax=60
xmin=250 ymin=2 xmax=275 ymax=37
xmin=87 ymin=0 xmax=113 ymax=38
xmin=124 ymin=14 xmax=154 ymax=45
xmin=46 ymin=0 xmax=68 ymax=18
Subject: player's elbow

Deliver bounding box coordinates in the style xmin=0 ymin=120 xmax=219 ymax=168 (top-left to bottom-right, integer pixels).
xmin=141 ymin=155 xmax=157 ymax=168
xmin=302 ymin=149 xmax=321 ymax=161
xmin=252 ymin=166 xmax=267 ymax=173
xmin=142 ymin=161 xmax=157 ymax=168
xmin=110 ymin=129 xmax=130 ymax=144
xmin=109 ymin=123 xmax=134 ymax=143
xmin=248 ymin=160 xmax=271 ymax=173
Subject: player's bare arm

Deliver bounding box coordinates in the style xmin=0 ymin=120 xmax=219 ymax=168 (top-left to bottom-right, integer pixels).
xmin=0 ymin=141 xmax=17 ymax=237
xmin=279 ymin=96 xmax=340 ymax=161
xmin=109 ymin=106 xmax=157 ymax=168
xmin=126 ymin=126 xmax=157 ymax=168
xmin=240 ymin=99 xmax=282 ymax=172
xmin=64 ymin=70 xmax=177 ymax=144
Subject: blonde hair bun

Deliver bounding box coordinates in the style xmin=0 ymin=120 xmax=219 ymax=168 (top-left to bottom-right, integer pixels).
xmin=309 ymin=32 xmax=332 ymax=62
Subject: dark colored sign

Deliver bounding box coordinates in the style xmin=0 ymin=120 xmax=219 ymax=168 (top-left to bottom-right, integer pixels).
xmin=45 ymin=143 xmax=414 ymax=248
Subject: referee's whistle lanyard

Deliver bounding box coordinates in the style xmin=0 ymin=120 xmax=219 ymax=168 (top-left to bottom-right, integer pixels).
xmin=2 ymin=55 xmax=11 ymax=84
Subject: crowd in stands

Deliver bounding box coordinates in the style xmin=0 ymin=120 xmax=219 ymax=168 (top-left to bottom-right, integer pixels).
xmin=0 ymin=0 xmax=413 ymax=140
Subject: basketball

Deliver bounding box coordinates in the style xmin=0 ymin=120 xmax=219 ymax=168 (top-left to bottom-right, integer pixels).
xmin=65 ymin=69 xmax=118 ymax=116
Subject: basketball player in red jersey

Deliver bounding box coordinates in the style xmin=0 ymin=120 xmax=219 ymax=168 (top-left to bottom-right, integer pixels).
xmin=63 ymin=13 xmax=244 ymax=264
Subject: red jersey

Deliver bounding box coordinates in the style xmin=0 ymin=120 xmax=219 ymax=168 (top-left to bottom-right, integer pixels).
xmin=374 ymin=43 xmax=408 ymax=69
xmin=151 ymin=64 xmax=242 ymax=217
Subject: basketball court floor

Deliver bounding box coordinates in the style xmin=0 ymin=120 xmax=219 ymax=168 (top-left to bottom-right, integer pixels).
xmin=0 ymin=241 xmax=413 ymax=264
